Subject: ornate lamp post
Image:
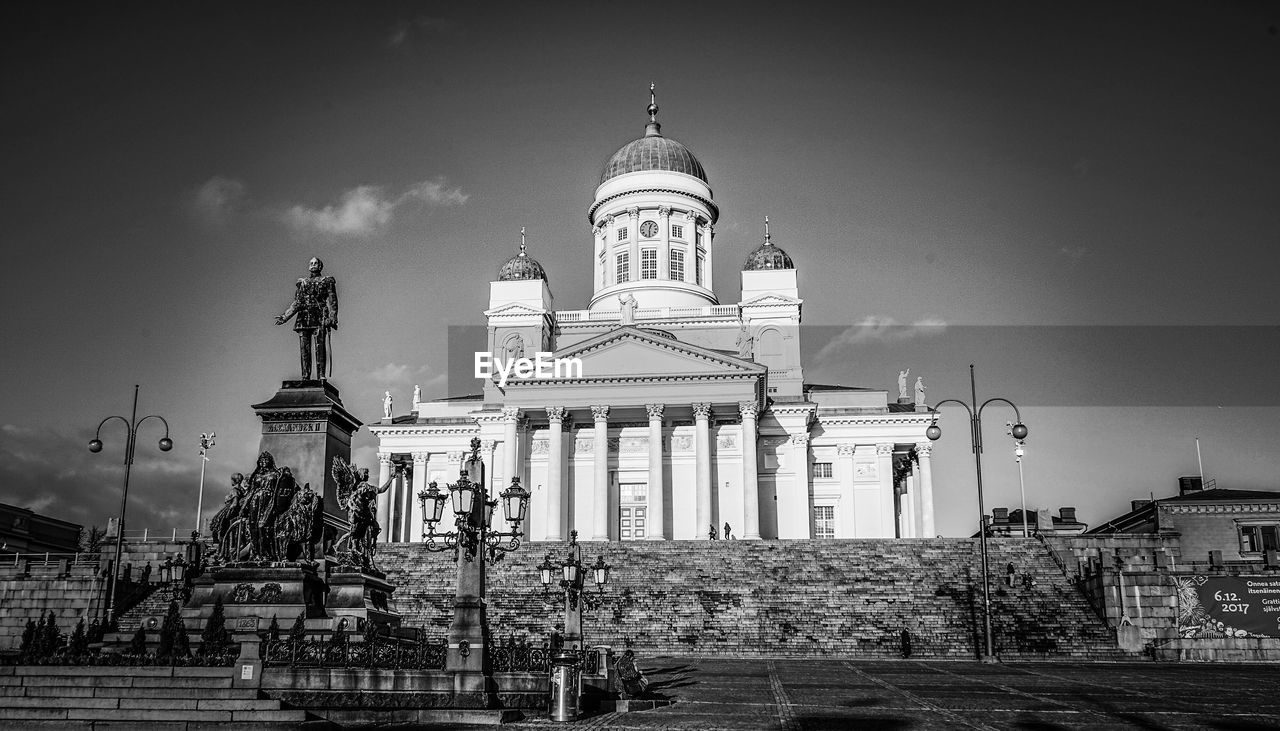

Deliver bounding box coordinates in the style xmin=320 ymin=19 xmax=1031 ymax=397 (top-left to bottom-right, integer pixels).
xmin=89 ymin=385 xmax=173 ymax=623
xmin=417 ymin=437 xmax=530 ymax=705
xmin=926 ymin=365 xmax=1027 ymax=663
xmin=194 ymin=432 xmax=215 ymax=538
xmin=1007 ymin=423 xmax=1029 ymax=538
xmin=536 ymin=530 xmax=610 ymax=651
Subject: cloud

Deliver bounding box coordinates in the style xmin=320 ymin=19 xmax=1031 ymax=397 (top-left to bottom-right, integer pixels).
xmin=1059 ymin=246 xmax=1090 ymax=264
xmin=368 ymin=363 xmax=413 ymax=383
xmin=815 ymin=316 xmax=947 ymax=361
xmin=282 ymin=178 xmax=468 ymax=236
xmin=0 ymin=424 xmax=201 ymax=534
xmin=401 ymin=178 xmax=469 ymax=206
xmin=190 ymin=176 xmax=246 ymax=224
xmin=388 ymin=16 xmax=460 ymax=49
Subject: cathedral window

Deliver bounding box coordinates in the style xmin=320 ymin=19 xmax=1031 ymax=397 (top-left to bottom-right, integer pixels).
xmin=640 ymin=249 xmax=657 ymax=279
xmin=813 ymin=463 xmax=834 ymax=479
xmin=669 ymin=250 xmax=685 ymax=281
xmin=616 ymin=252 xmax=630 ymax=283
xmin=696 ymin=253 xmax=705 ymax=286
xmin=671 ymin=224 xmax=684 ymax=239
xmin=617 ymin=227 xmax=629 ymax=242
xmin=814 ymin=506 xmax=836 ymax=539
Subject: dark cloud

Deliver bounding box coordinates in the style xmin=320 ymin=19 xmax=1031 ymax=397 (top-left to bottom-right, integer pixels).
xmin=0 ymin=424 xmax=201 ymax=533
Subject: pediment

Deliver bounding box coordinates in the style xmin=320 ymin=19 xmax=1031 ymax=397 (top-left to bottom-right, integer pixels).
xmin=550 ymin=327 xmax=765 ymax=381
xmin=484 ymin=302 xmax=547 ymax=318
xmin=739 ymin=293 xmax=802 ymax=307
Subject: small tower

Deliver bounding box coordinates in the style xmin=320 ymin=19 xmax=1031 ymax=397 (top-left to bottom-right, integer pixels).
xmin=485 ymin=228 xmax=555 ymax=402
xmin=739 ymin=217 xmax=804 ymax=398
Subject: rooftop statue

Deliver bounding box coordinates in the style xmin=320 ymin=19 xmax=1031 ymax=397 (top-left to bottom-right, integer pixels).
xmin=914 ymin=376 xmax=927 ymax=407
xmin=275 ymin=257 xmax=338 ymax=381
xmin=898 ymin=369 xmax=910 ymax=400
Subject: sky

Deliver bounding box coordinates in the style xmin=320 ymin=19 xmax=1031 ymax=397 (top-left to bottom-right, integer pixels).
xmin=2 ymin=1 xmax=1278 ymax=541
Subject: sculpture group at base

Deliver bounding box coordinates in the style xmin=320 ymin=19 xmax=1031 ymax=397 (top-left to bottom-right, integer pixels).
xmin=331 ymin=456 xmax=398 ymax=572
xmin=208 ymin=451 xmax=323 ymax=565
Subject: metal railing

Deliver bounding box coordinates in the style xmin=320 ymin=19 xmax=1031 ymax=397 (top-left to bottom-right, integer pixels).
xmin=113 ymin=529 xmax=194 ymax=542
xmin=262 ymin=635 xmax=448 ymax=670
xmin=556 ymin=304 xmax=740 ymax=323
xmin=1 ymin=552 xmax=101 ymax=568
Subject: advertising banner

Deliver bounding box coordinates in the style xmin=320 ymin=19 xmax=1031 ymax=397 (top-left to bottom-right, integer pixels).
xmin=1175 ymin=575 xmax=1280 ymax=639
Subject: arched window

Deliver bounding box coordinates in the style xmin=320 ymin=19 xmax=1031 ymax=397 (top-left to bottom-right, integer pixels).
xmin=757 ymin=328 xmax=785 ymax=372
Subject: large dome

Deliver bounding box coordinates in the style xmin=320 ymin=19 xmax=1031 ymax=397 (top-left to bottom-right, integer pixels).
xmin=599 ymin=90 xmax=708 ymax=185
xmin=600 ymin=129 xmax=708 ymax=185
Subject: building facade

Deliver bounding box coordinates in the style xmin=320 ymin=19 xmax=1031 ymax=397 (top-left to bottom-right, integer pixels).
xmin=370 ymin=96 xmax=937 ymax=542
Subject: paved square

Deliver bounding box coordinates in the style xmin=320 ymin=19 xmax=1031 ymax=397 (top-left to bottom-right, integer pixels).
xmin=433 ymin=657 xmax=1280 ymax=730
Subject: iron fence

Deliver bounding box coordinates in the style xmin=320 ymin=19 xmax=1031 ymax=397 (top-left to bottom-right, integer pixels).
xmin=262 ymin=636 xmax=447 ymax=670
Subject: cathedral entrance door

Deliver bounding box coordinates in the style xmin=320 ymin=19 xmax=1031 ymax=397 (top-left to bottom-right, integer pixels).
xmin=619 ymin=482 xmax=648 ymax=540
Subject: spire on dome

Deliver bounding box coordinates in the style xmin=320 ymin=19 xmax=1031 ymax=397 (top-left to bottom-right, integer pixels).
xmin=645 ymin=82 xmax=661 ymax=137
xmin=520 ymin=226 xmax=527 ymax=255
xmin=743 ymin=215 xmax=795 ymax=271
xmin=498 ymin=227 xmax=548 ymax=282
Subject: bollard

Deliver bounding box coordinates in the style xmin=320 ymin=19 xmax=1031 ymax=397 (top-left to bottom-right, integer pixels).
xmin=549 ymin=650 xmax=582 ymax=722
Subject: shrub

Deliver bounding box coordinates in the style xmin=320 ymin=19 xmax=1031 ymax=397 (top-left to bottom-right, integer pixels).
xmin=199 ymin=597 xmax=231 ymax=656
xmin=128 ymin=627 xmax=148 ymax=655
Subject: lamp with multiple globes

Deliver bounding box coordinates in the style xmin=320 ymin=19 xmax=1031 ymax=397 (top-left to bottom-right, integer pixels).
xmin=925 ymin=364 xmax=1028 ymax=664
xmin=417 ymin=443 xmax=531 ymax=563
xmin=88 ymin=385 xmax=173 ymax=623
xmin=536 ymin=530 xmax=610 ymax=651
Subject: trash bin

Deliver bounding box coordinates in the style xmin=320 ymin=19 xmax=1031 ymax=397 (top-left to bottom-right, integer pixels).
xmin=549 ymin=650 xmax=582 ymax=722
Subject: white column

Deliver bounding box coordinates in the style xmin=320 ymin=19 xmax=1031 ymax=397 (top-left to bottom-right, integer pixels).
xmin=591 ymin=405 xmax=610 ymax=540
xmin=646 ymin=404 xmax=665 ymax=540
xmin=482 ymin=439 xmax=497 ymax=495
xmin=546 ymin=407 xmax=567 ymax=540
xmin=502 ymin=407 xmax=520 ymax=486
xmin=837 ymin=444 xmax=856 ymax=538
xmin=693 ymin=403 xmax=713 ymax=535
xmin=627 ymin=208 xmax=640 ymax=285
xmin=376 ymin=453 xmax=392 ymax=544
xmin=783 ymin=434 xmax=811 ymax=539
xmin=683 ymin=212 xmax=698 ymax=284
xmin=739 ymin=401 xmax=761 ymax=539
xmin=658 ymin=207 xmax=671 ymax=279
xmin=410 ymin=452 xmax=428 ymax=543
xmin=876 ymin=444 xmax=895 ymax=539
xmin=916 ymin=442 xmax=936 ymax=537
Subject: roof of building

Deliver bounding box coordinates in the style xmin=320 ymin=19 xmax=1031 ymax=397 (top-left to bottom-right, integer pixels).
xmin=498 ymin=233 xmax=548 ymax=282
xmin=600 ymin=89 xmax=708 ymax=185
xmin=1086 ymin=487 xmax=1280 ymax=535
xmin=743 ymin=216 xmax=794 ymax=271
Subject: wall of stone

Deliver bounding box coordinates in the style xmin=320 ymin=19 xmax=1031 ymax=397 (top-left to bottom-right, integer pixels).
xmin=0 ymin=557 xmax=105 ymax=651
xmin=1044 ymin=535 xmax=1280 ymax=661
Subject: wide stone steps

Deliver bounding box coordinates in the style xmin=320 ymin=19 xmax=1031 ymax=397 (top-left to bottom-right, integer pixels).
xmin=378 ymin=537 xmax=1131 ymax=660
xmin=0 ymin=666 xmax=324 ymax=729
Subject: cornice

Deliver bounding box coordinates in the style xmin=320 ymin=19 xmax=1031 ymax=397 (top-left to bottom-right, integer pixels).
xmin=1166 ymin=502 xmax=1280 ymax=515
xmin=588 ymin=189 xmax=719 ymax=226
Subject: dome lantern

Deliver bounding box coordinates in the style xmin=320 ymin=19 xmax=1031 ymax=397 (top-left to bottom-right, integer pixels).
xmin=599 ymin=84 xmax=708 ymax=185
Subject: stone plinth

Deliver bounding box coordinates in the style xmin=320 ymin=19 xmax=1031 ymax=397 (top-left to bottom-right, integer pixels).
xmin=251 ymin=380 xmax=362 ymax=531
xmin=182 ymin=563 xmax=328 ymax=632
xmin=326 ymin=568 xmax=401 ymax=631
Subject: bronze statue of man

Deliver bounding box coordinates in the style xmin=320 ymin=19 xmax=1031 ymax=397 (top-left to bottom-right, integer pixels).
xmin=275 ymin=257 xmax=338 ymax=381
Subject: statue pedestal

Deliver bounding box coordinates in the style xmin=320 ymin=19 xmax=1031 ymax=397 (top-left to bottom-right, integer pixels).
xmin=252 ymin=380 xmax=362 ymax=538
xmin=326 ymin=567 xmax=402 ymax=631
xmin=182 ymin=563 xmax=328 ymax=633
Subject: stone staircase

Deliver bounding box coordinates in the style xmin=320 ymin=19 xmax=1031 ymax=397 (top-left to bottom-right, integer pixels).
xmin=0 ymin=665 xmax=326 ymax=729
xmin=379 ymin=537 xmax=1132 ymax=660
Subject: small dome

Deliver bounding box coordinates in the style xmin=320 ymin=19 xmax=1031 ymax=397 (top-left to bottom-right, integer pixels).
xmin=498 ymin=236 xmax=547 ymax=282
xmin=743 ymin=217 xmax=794 ymax=270
xmin=600 ymin=87 xmax=707 ymax=185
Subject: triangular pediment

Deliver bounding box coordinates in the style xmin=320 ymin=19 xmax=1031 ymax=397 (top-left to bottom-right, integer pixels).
xmin=739 ymin=293 xmax=802 ymax=307
xmin=484 ymin=302 xmax=547 ymax=318
xmin=547 ymin=327 xmax=766 ymax=381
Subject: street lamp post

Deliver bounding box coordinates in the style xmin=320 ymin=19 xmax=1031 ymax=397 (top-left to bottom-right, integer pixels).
xmin=195 ymin=432 xmax=215 ymax=538
xmin=1014 ymin=438 xmax=1028 ymax=538
xmin=926 ymin=365 xmax=1028 ymax=663
xmin=536 ymin=530 xmax=610 ymax=651
xmin=417 ymin=437 xmax=530 ymax=703
xmin=89 ymin=385 xmax=173 ymax=623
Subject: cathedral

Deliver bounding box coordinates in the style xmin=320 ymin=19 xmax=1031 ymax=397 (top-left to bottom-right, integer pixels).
xmin=369 ymin=92 xmax=937 ymax=543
